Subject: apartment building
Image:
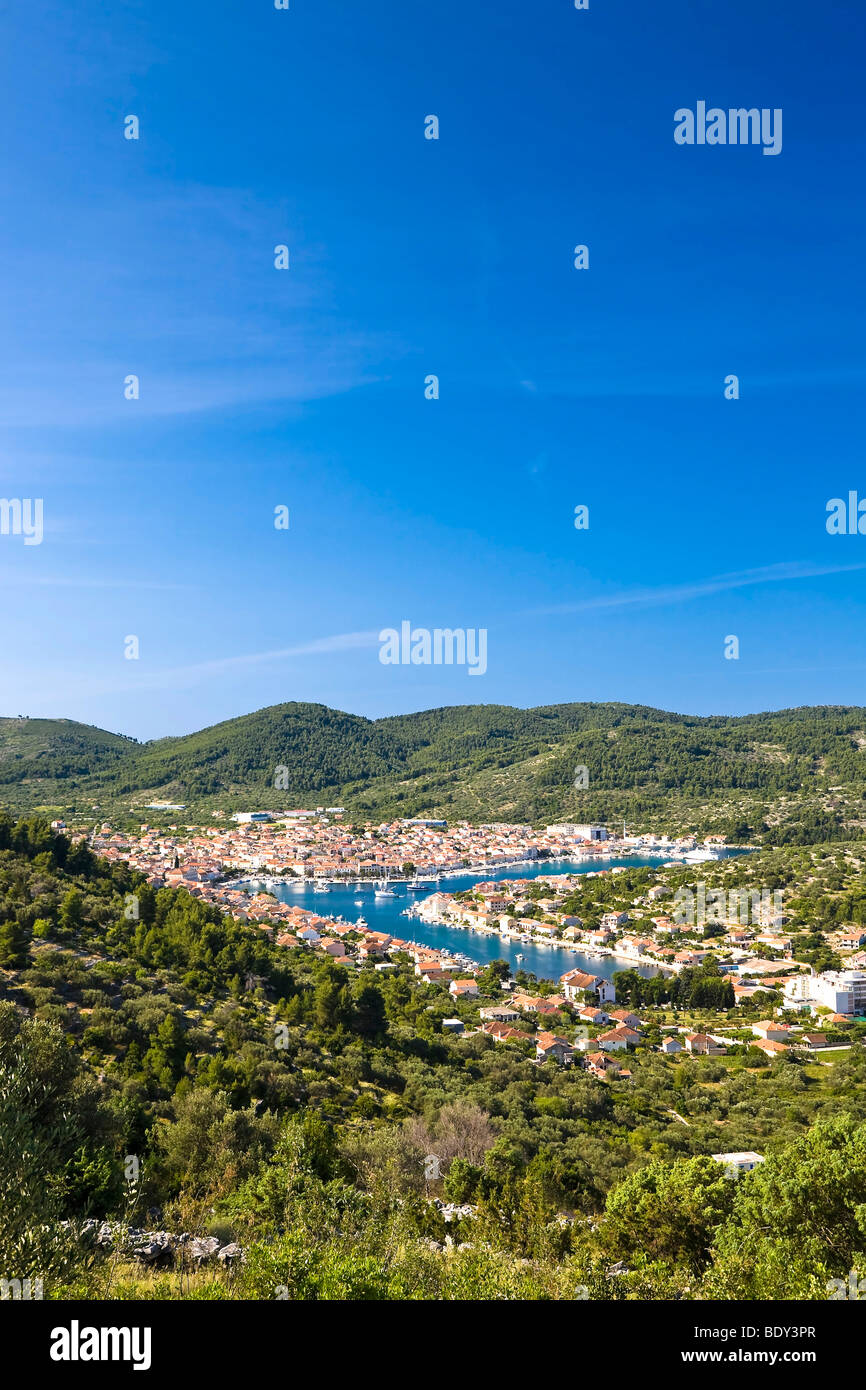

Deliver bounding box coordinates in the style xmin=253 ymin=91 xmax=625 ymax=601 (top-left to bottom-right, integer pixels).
xmin=783 ymin=968 xmax=866 ymax=1016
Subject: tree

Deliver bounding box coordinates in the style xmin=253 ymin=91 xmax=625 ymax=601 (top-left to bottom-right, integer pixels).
xmin=0 ymin=916 xmax=29 ymax=968
xmin=476 ymin=959 xmax=511 ymax=992
xmin=352 ymin=981 xmax=386 ymax=1039
xmin=408 ymin=1101 xmax=497 ymax=1169
xmin=443 ymin=1157 xmax=483 ymax=1203
xmin=59 ymin=888 xmax=85 ymax=936
xmin=603 ymin=1155 xmax=736 ymax=1275
xmin=707 ymin=1116 xmax=866 ymax=1297
xmin=0 ymin=1004 xmax=105 ymax=1281
xmin=143 ymin=1013 xmax=187 ymax=1088
xmin=314 ymin=975 xmax=350 ymax=1031
xmin=153 ymin=1088 xmax=279 ymax=1198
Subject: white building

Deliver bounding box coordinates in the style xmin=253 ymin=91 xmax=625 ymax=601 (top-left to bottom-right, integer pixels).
xmin=600 ymin=911 xmax=630 ymax=929
xmin=560 ymin=968 xmax=616 ymax=1005
xmin=547 ymin=824 xmax=609 ymax=842
xmin=784 ymin=969 xmax=866 ymax=1016
xmin=814 ymin=970 xmax=866 ymax=1015
xmin=711 ymin=1151 xmax=765 ymax=1177
xmin=782 ymin=973 xmax=814 ymax=1003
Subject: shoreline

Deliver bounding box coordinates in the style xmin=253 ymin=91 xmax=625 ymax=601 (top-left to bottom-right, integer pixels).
xmin=412 ymin=909 xmax=674 ymax=976
xmin=227 ymin=845 xmax=700 ymax=891
xmin=230 ymin=855 xmax=692 ymax=978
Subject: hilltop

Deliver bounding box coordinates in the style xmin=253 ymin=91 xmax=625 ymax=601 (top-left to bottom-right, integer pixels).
xmin=2 ymin=701 xmax=866 ymax=838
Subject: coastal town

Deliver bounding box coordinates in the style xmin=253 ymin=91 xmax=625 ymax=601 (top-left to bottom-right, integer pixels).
xmin=83 ymin=811 xmax=731 ymax=885
xmin=73 ymin=811 xmax=866 ymax=1071
xmin=86 ymin=813 xmax=650 ymax=884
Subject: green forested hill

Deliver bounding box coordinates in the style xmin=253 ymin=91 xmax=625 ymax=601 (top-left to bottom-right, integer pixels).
xmin=0 ymin=717 xmax=137 ymax=787
xmin=2 ymin=701 xmax=866 ymax=835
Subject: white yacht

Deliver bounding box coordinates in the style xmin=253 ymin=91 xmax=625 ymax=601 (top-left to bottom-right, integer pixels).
xmin=374 ymin=877 xmax=397 ymax=897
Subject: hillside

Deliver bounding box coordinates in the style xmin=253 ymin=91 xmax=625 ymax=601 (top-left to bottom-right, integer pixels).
xmin=0 ymin=717 xmax=137 ymax=793
xmin=2 ymin=702 xmax=866 ymax=837
xmin=2 ymin=816 xmax=866 ymax=1302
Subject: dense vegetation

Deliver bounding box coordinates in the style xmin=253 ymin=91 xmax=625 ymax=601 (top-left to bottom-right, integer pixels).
xmin=5 ymin=701 xmax=866 ymax=836
xmin=2 ymin=814 xmax=866 ymax=1300
xmin=0 ymin=717 xmax=135 ymax=787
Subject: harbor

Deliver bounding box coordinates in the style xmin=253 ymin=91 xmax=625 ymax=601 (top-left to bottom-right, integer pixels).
xmin=236 ymin=855 xmax=688 ymax=981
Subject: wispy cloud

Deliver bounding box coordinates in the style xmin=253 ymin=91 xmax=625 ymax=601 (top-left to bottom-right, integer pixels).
xmin=529 ymin=561 xmax=866 ymax=617
xmin=0 ymin=569 xmax=191 ymax=591
xmin=72 ymin=630 xmax=382 ymax=697
xmin=0 ymin=180 xmax=402 ymax=428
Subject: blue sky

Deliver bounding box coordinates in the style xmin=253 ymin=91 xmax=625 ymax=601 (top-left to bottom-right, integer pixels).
xmin=1 ymin=0 xmax=865 ymax=739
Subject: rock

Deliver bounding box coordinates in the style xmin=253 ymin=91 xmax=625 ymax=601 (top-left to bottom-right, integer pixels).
xmin=64 ymin=1221 xmax=243 ymax=1266
xmin=435 ymin=1201 xmax=477 ymax=1223
xmin=188 ymin=1236 xmax=221 ymax=1264
xmin=131 ymin=1235 xmax=174 ymax=1265
xmin=130 ymin=1243 xmax=157 ymax=1264
xmin=217 ymin=1243 xmax=243 ymax=1264
xmin=96 ymin=1223 xmax=115 ymax=1248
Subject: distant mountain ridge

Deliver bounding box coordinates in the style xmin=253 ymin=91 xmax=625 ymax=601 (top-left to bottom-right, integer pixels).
xmin=1 ymin=702 xmax=865 ymax=837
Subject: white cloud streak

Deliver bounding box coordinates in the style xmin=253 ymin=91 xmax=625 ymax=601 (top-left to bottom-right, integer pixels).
xmin=64 ymin=630 xmax=383 ymax=697
xmin=530 ymin=561 xmax=866 ymax=617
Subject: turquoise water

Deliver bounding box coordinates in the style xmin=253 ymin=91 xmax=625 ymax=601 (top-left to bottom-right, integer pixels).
xmin=243 ymin=854 xmax=734 ymax=982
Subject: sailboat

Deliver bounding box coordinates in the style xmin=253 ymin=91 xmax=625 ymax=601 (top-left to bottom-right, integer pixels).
xmin=374 ymin=875 xmax=397 ymax=897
